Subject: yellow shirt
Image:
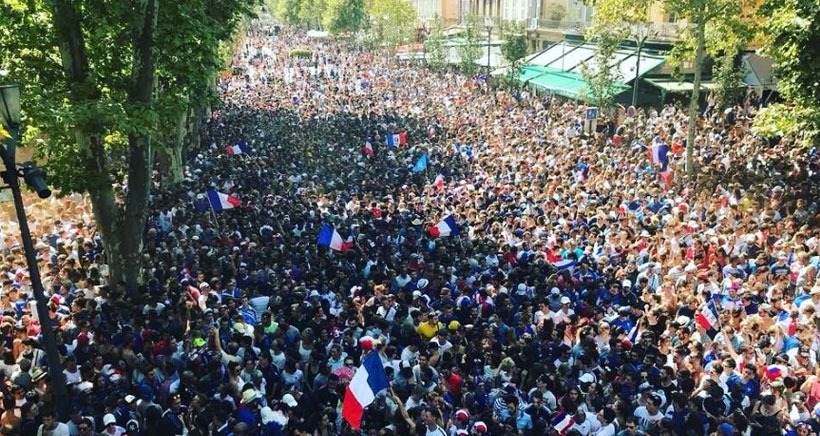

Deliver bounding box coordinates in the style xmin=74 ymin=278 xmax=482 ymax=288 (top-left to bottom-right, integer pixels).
xmin=417 ymin=321 xmax=442 ymax=340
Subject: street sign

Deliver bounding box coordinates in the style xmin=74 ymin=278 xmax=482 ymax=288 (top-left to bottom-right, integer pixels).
xmin=586 ymin=107 xmax=599 ymax=120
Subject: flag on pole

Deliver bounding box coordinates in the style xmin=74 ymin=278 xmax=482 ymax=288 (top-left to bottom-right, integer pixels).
xmin=413 ymin=155 xmax=428 ymax=173
xmin=204 ymin=190 xmax=241 ymax=212
xmin=317 ymin=225 xmax=354 ymax=252
xmin=386 ymin=132 xmax=407 ymax=147
xmin=428 ymin=215 xmax=459 ymax=237
xmin=341 ymin=352 xmax=390 ymax=430
xmin=627 ymin=318 xmax=641 ymax=343
xmin=225 ymin=141 xmax=250 ymax=155
xmin=363 ymin=140 xmax=374 ymax=157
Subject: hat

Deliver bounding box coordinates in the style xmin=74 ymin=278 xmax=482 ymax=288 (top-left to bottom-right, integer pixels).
xmin=309 ymin=290 xmax=320 ymax=298
xmin=718 ymin=423 xmax=735 ymax=436
xmin=455 ymin=409 xmax=469 ymax=422
xmin=281 ymin=393 xmax=298 ymax=407
xmin=578 ymin=373 xmax=595 ymax=384
xmin=560 ymin=296 xmax=571 ymax=305
xmin=417 ymin=279 xmax=429 ymax=290
xmin=103 ymin=414 xmax=117 ymax=426
xmin=448 ymin=320 xmax=461 ymax=331
xmin=241 ymin=389 xmax=262 ymax=405
xmin=125 ymin=395 xmax=137 ymax=404
xmin=233 ymin=322 xmax=245 ymax=333
xmin=550 ymin=287 xmax=561 ymax=295
xmin=811 ymin=286 xmax=820 ymax=295
xmin=676 ymin=316 xmax=691 ymax=326
xmin=192 ymin=338 xmax=206 ymax=348
xmin=640 ymin=230 xmax=651 ymax=237
xmin=473 ymin=421 xmax=488 ymax=433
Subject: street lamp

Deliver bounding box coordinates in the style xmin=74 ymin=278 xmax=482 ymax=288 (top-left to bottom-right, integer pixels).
xmin=0 ymin=84 xmax=68 ymax=418
xmin=484 ymin=16 xmax=494 ymax=74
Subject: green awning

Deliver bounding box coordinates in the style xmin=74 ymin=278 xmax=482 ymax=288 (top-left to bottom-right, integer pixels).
xmin=519 ymin=68 xmax=628 ymax=100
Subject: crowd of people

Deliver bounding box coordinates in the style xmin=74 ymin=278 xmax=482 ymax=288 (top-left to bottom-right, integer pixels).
xmin=0 ymin=14 xmax=819 ymax=436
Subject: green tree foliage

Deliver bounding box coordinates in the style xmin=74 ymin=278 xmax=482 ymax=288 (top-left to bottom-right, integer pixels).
xmin=424 ymin=15 xmax=447 ymax=72
xmin=501 ymin=22 xmax=528 ymax=68
xmin=755 ymin=0 xmax=820 ymax=146
xmin=299 ymin=0 xmax=327 ymax=29
xmin=323 ymin=0 xmax=366 ymax=34
xmin=371 ymin=0 xmax=416 ymax=50
xmin=0 ymin=0 xmax=256 ymax=291
xmin=457 ymin=13 xmax=483 ymax=76
xmin=580 ymin=34 xmax=623 ymax=108
xmin=277 ymin=0 xmax=302 ymax=24
xmin=712 ymin=54 xmax=745 ymax=110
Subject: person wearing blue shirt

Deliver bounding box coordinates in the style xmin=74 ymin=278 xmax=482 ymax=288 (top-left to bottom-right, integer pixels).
xmin=611 ymin=307 xmax=634 ymax=332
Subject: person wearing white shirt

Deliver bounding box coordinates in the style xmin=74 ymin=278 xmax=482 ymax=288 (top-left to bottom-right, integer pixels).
xmin=594 ymin=409 xmax=618 ymax=436
xmin=633 ymin=395 xmax=664 ymax=431
xmin=549 ymin=297 xmax=575 ymax=325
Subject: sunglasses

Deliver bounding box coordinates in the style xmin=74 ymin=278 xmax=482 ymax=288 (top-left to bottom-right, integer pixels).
xmin=79 ymin=427 xmax=90 ymax=431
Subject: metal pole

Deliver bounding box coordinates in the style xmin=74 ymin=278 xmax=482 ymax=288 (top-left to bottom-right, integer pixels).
xmin=632 ymin=37 xmax=643 ymax=107
xmin=486 ymin=26 xmax=492 ymax=73
xmin=0 ymin=128 xmax=69 ymax=419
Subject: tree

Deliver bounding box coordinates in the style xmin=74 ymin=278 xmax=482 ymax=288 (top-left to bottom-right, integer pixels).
xmin=457 ymin=13 xmax=483 ymax=77
xmin=711 ymin=53 xmax=745 ymax=111
xmin=580 ymin=33 xmax=624 ymax=108
xmin=371 ymin=0 xmax=417 ymax=51
xmin=424 ymin=15 xmax=447 ymax=72
xmin=277 ymin=0 xmax=302 ymax=25
xmin=0 ymin=0 xmax=255 ymax=292
xmin=299 ymin=0 xmax=327 ymax=29
xmin=754 ymin=0 xmax=820 ymax=146
xmin=323 ymin=0 xmax=366 ymax=34
xmin=501 ymin=22 xmax=528 ymax=69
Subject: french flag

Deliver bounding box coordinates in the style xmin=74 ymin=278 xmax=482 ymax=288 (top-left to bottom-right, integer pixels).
xmin=386 ymin=132 xmax=407 ymax=147
xmin=226 ymin=141 xmax=250 ymax=155
xmin=649 ymin=141 xmax=669 ymax=171
xmin=317 ymin=225 xmax=354 ymax=252
xmin=341 ymin=352 xmax=390 ymax=430
xmin=766 ymin=364 xmax=788 ymax=381
xmin=363 ymin=140 xmax=374 ymax=157
xmin=432 ymin=174 xmax=444 ymax=189
xmin=777 ymin=311 xmax=796 ymax=337
xmin=695 ymin=299 xmax=719 ymax=330
xmin=552 ymin=259 xmax=577 ymax=273
xmin=205 ymin=190 xmax=241 ymax=212
xmin=428 ymin=215 xmax=459 ymax=237
xmin=552 ymin=411 xmax=575 ymax=435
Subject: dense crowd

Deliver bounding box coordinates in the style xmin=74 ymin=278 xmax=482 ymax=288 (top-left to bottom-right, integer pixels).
xmin=0 ymin=15 xmax=819 ymax=436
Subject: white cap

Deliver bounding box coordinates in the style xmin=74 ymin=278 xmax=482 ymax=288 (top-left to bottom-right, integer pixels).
xmin=103 ymin=414 xmax=117 ymax=426
xmin=281 ymin=393 xmax=298 ymax=407
xmin=560 ymin=296 xmax=572 ymax=305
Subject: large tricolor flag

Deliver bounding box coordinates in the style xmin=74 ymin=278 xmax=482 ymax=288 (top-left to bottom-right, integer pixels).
xmin=205 ymin=190 xmax=241 ymax=212
xmin=317 ymin=225 xmax=354 ymax=252
xmin=225 ymin=141 xmax=250 ymax=155
xmin=341 ymin=352 xmax=390 ymax=430
xmin=386 ymin=132 xmax=407 ymax=147
xmin=552 ymin=411 xmax=575 ymax=435
xmin=428 ymin=215 xmax=459 ymax=237
xmin=695 ymin=299 xmax=719 ymax=330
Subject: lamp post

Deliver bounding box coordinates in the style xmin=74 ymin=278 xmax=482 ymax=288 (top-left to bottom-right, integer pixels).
xmin=0 ymin=84 xmax=68 ymax=418
xmin=484 ymin=16 xmax=494 ymax=74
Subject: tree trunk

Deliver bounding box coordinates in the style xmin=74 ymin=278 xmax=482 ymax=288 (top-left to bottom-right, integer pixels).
xmin=113 ymin=0 xmax=158 ymax=294
xmin=686 ymin=8 xmax=706 ymax=179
